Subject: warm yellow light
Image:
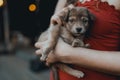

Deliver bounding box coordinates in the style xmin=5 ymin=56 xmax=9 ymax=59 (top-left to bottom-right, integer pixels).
xmin=28 ymin=4 xmax=37 ymax=12
xmin=0 ymin=0 xmax=4 ymax=7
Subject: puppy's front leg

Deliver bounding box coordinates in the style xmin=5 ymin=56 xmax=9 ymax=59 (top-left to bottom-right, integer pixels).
xmin=41 ymin=15 xmax=61 ymax=61
xmin=72 ymin=39 xmax=84 ymax=47
xmin=40 ymin=23 xmax=61 ymax=61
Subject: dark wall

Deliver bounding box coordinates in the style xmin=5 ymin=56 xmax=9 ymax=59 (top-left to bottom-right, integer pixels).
xmin=6 ymin=0 xmax=58 ymax=44
xmin=0 ymin=8 xmax=3 ymax=41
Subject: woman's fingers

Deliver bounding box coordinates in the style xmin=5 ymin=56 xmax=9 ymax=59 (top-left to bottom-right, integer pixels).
xmin=45 ymin=51 xmax=58 ymax=65
xmin=35 ymin=49 xmax=43 ymax=55
xmin=35 ymin=40 xmax=48 ymax=48
xmin=34 ymin=42 xmax=41 ymax=48
xmin=35 ymin=42 xmax=42 ymax=56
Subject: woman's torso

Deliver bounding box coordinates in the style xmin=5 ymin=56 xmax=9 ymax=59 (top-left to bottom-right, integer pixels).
xmin=50 ymin=0 xmax=120 ymax=80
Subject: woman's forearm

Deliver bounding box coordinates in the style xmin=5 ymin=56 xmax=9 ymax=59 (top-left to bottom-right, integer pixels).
xmin=54 ymin=0 xmax=67 ymax=14
xmin=62 ymin=47 xmax=120 ymax=75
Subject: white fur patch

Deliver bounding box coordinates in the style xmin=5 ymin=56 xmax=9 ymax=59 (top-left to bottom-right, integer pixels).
xmin=68 ymin=4 xmax=74 ymax=9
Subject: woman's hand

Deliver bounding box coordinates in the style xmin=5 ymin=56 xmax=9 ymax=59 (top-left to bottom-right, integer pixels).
xmin=35 ymin=38 xmax=72 ymax=66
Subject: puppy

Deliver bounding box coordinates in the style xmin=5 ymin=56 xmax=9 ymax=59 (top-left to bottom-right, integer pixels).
xmin=37 ymin=4 xmax=94 ymax=79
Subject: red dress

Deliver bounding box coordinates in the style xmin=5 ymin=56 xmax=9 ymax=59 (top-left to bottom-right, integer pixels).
xmin=50 ymin=0 xmax=120 ymax=80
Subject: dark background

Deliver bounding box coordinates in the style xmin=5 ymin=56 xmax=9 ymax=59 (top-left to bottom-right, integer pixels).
xmin=0 ymin=0 xmax=58 ymax=45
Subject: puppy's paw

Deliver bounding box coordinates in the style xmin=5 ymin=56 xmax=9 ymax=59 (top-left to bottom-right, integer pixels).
xmin=40 ymin=47 xmax=52 ymax=61
xmin=73 ymin=70 xmax=84 ymax=78
xmin=40 ymin=54 xmax=48 ymax=61
xmin=72 ymin=39 xmax=83 ymax=47
xmin=37 ymin=41 xmax=52 ymax=61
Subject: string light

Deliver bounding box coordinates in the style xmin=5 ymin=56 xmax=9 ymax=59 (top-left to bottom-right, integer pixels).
xmin=0 ymin=0 xmax=4 ymax=7
xmin=28 ymin=3 xmax=37 ymax=12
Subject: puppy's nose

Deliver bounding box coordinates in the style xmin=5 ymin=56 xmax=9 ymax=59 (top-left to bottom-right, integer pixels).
xmin=76 ymin=28 xmax=82 ymax=33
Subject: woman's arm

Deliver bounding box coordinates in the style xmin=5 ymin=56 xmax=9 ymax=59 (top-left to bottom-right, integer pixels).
xmin=62 ymin=44 xmax=120 ymax=76
xmin=35 ymin=38 xmax=120 ymax=76
xmin=54 ymin=0 xmax=67 ymax=14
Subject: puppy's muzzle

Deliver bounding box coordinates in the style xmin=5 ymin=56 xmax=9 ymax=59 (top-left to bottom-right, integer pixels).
xmin=76 ymin=28 xmax=82 ymax=33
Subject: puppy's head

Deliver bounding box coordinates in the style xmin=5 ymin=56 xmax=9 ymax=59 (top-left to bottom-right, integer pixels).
xmin=64 ymin=7 xmax=94 ymax=37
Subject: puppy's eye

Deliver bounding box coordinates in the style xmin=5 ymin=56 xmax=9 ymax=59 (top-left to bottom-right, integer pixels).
xmin=82 ymin=17 xmax=88 ymax=23
xmin=83 ymin=19 xmax=88 ymax=23
xmin=69 ymin=19 xmax=75 ymax=23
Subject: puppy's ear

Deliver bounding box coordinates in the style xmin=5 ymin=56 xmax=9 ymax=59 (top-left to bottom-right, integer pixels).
xmin=85 ymin=10 xmax=95 ymax=38
xmin=63 ymin=9 xmax=70 ymax=23
xmin=88 ymin=10 xmax=95 ymax=21
xmin=61 ymin=5 xmax=75 ymax=24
